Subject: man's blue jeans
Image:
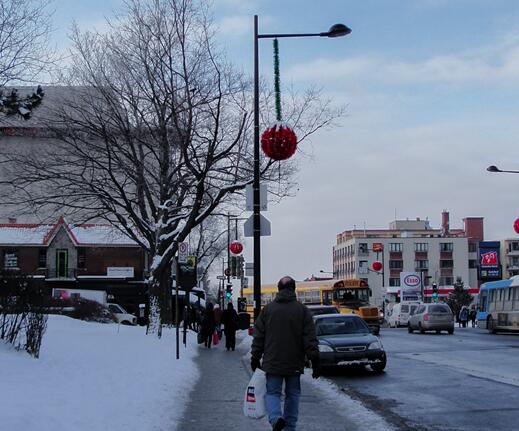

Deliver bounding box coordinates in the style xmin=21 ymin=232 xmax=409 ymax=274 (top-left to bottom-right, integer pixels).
xmin=265 ymin=374 xmax=301 ymax=431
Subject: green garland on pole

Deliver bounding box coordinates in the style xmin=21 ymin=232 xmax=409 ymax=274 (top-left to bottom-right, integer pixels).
xmin=273 ymin=38 xmax=282 ymax=122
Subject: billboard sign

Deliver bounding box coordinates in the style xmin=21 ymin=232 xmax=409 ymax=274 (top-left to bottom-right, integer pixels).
xmin=372 ymin=242 xmax=384 ymax=252
xmin=479 ymin=241 xmax=502 ymax=280
xmin=400 ymin=272 xmax=422 ymax=291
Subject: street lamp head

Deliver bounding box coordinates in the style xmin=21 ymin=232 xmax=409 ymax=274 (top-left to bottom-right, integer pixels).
xmin=486 ymin=165 xmax=500 ymax=173
xmin=326 ymin=23 xmax=352 ymax=38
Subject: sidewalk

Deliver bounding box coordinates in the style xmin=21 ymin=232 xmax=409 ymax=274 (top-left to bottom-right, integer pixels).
xmin=178 ymin=331 xmax=360 ymax=431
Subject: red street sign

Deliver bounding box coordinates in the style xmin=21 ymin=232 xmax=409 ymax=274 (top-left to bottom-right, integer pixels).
xmin=373 ymin=243 xmax=384 ymax=252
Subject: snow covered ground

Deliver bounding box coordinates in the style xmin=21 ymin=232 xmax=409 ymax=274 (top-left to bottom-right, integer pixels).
xmin=0 ymin=315 xmax=199 ymax=431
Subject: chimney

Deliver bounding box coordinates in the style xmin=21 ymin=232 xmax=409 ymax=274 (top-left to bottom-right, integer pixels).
xmin=441 ymin=210 xmax=450 ymax=237
xmin=8 ymin=217 xmax=17 ymax=224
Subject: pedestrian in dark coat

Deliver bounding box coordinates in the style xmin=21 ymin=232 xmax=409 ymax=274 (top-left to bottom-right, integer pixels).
xmin=251 ymin=276 xmax=319 ymax=431
xmin=221 ymin=302 xmax=239 ymax=351
xmin=459 ymin=306 xmax=469 ymax=328
xmin=469 ymin=306 xmax=477 ymax=328
xmin=200 ymin=303 xmax=216 ymax=348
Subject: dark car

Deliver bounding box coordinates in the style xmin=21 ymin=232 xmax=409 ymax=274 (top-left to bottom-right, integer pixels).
xmin=306 ymin=305 xmax=340 ymax=317
xmin=314 ymin=314 xmax=387 ymax=373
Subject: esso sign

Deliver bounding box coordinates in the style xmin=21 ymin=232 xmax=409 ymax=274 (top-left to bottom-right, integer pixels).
xmin=403 ymin=275 xmax=420 ymax=287
xmin=229 ymin=241 xmax=243 ymax=255
xmin=372 ymin=261 xmax=383 ymax=272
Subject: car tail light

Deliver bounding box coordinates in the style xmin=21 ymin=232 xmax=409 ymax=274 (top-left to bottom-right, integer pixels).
xmin=423 ymin=313 xmax=429 ymax=321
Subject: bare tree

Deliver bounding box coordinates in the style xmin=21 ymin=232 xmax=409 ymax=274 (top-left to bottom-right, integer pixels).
xmin=3 ymin=0 xmax=343 ymax=335
xmin=0 ymin=0 xmax=55 ymax=86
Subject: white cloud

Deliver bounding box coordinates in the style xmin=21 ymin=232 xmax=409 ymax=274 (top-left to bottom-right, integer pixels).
xmin=218 ymin=15 xmax=251 ymax=36
xmin=286 ymin=39 xmax=519 ymax=88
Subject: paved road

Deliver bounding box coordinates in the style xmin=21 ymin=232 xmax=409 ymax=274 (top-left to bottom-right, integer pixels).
xmin=323 ymin=327 xmax=519 ymax=431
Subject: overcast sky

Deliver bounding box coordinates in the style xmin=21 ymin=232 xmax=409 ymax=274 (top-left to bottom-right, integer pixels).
xmin=51 ymin=0 xmax=519 ymax=284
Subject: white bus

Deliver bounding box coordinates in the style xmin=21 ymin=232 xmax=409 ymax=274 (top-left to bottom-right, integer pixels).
xmin=477 ymin=276 xmax=519 ymax=333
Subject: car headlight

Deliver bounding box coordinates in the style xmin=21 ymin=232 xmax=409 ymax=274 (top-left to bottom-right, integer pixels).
xmin=368 ymin=340 xmax=382 ymax=350
xmin=318 ymin=344 xmax=334 ymax=352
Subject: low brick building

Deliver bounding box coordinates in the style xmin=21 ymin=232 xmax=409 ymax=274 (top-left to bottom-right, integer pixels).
xmin=0 ymin=216 xmax=148 ymax=314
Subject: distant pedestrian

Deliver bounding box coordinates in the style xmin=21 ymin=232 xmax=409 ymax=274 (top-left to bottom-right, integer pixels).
xmin=221 ymin=302 xmax=239 ymax=351
xmin=214 ymin=304 xmax=223 ymax=338
xmin=200 ymin=303 xmax=216 ymax=348
xmin=469 ymin=306 xmax=477 ymax=328
xmin=459 ymin=306 xmax=469 ymax=328
xmin=251 ymin=276 xmax=319 ymax=431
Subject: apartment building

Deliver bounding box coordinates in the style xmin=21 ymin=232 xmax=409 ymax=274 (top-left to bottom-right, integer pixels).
xmin=501 ymin=239 xmax=519 ymax=279
xmin=333 ymin=211 xmax=483 ymax=307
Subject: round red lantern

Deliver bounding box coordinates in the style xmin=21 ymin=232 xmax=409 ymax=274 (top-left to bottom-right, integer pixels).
xmin=372 ymin=261 xmax=383 ymax=272
xmin=229 ymin=241 xmax=243 ymax=255
xmin=514 ymin=218 xmax=519 ymax=235
xmin=261 ymin=124 xmax=298 ymax=161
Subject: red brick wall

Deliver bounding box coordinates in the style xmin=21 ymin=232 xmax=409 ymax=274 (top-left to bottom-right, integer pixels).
xmin=79 ymin=247 xmax=145 ymax=278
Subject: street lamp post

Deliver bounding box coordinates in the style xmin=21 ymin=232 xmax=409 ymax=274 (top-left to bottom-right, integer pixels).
xmin=487 ymin=165 xmax=519 ymax=174
xmin=253 ymin=16 xmax=351 ymax=321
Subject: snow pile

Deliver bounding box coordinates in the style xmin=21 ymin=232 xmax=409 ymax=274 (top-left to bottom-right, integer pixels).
xmin=0 ymin=315 xmax=199 ymax=431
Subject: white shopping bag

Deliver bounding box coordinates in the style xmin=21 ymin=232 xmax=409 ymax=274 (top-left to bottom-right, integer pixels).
xmin=243 ymin=368 xmax=267 ymax=419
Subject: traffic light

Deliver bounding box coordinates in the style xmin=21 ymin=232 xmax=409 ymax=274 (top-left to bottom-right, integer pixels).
xmin=237 ymin=297 xmax=247 ymax=312
xmin=236 ymin=255 xmax=244 ymax=278
xmin=230 ymin=255 xmax=237 ymax=277
xmin=225 ymin=283 xmax=233 ymax=299
xmin=432 ymin=282 xmax=438 ymax=302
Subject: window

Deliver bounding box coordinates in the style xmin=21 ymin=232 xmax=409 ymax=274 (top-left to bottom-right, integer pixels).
xmin=440 ymin=276 xmax=454 ymax=285
xmin=469 ymin=260 xmax=477 ymax=269
xmin=3 ymin=250 xmax=18 ymax=269
xmin=389 ymin=243 xmax=403 ymax=252
xmin=359 ymin=260 xmax=368 ymax=274
xmin=440 ymin=260 xmax=454 ymax=268
xmin=77 ymin=248 xmax=86 ymax=269
xmin=389 ymin=260 xmax=403 ymax=269
xmin=38 ymin=248 xmax=46 ymax=268
xmin=440 ymin=242 xmax=453 ymax=252
xmin=415 ymin=243 xmax=428 ymax=252
xmin=510 ymin=242 xmax=519 ymax=252
xmin=468 ymin=243 xmax=477 ymax=253
xmin=358 ymin=243 xmax=368 ymax=254
xmin=415 ymin=260 xmax=428 ymax=269
xmin=389 ymin=278 xmax=401 ymax=287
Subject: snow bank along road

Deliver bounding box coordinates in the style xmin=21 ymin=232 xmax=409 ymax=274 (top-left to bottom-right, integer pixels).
xmin=323 ymin=327 xmax=519 ymax=431
xmin=0 ymin=315 xmax=199 ymax=431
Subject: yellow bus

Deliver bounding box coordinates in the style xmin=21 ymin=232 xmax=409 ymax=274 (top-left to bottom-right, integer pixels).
xmin=242 ymin=278 xmax=383 ymax=334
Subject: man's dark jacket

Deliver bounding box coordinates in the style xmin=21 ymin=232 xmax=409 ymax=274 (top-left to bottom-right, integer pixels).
xmin=251 ymin=288 xmax=319 ymax=375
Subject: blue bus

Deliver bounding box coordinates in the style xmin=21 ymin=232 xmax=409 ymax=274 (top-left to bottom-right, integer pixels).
xmin=477 ymin=277 xmax=519 ymax=333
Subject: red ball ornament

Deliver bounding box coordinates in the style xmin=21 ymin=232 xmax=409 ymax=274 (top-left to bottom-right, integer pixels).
xmin=372 ymin=261 xmax=383 ymax=272
xmin=514 ymin=218 xmax=519 ymax=235
xmin=261 ymin=124 xmax=298 ymax=161
xmin=229 ymin=241 xmax=243 ymax=255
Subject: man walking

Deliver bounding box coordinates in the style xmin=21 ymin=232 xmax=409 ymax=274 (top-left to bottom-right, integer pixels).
xmin=251 ymin=276 xmax=320 ymax=431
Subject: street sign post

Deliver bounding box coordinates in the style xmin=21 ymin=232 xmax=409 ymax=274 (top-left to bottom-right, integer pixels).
xmin=178 ymin=242 xmax=188 ymax=263
xmin=244 ymin=213 xmax=271 ymax=237
xmin=246 ymin=184 xmax=268 ymax=211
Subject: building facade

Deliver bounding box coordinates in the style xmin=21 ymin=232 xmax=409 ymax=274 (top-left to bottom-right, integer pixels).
xmin=0 ymin=217 xmax=148 ymax=314
xmin=333 ymin=212 xmax=483 ymax=307
xmin=500 ymin=239 xmax=519 ymax=279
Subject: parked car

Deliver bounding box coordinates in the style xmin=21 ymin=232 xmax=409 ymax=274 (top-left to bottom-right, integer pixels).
xmin=314 ymin=314 xmax=387 ymax=373
xmin=107 ymin=303 xmax=137 ymax=325
xmin=387 ymin=301 xmax=421 ymax=327
xmin=307 ymin=305 xmax=340 ymax=317
xmin=408 ymin=303 xmax=454 ymax=334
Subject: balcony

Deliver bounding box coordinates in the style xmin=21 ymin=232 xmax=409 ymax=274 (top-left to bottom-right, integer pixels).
xmin=507 ymin=249 xmax=519 ymax=256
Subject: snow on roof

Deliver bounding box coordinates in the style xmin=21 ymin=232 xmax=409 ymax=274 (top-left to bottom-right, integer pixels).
xmin=0 ymin=224 xmax=51 ymax=245
xmin=0 ymin=221 xmax=141 ymax=246
xmin=70 ymin=225 xmax=139 ymax=246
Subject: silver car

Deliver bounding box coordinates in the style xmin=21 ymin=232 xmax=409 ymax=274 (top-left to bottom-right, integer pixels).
xmin=408 ymin=303 xmax=454 ymax=334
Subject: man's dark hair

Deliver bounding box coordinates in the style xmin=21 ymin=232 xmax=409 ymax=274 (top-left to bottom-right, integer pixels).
xmin=278 ymin=276 xmax=296 ymax=291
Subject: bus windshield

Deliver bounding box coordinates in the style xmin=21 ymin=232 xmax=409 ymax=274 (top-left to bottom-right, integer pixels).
xmin=333 ymin=288 xmax=370 ymax=305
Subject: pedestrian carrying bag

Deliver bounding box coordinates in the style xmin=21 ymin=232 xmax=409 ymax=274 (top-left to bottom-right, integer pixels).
xmin=243 ymin=368 xmax=266 ymax=419
xmin=213 ymin=331 xmax=219 ymax=346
